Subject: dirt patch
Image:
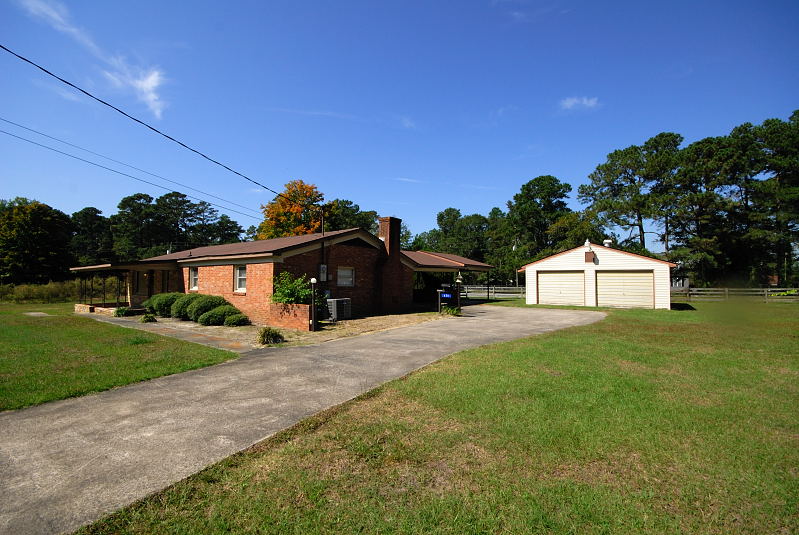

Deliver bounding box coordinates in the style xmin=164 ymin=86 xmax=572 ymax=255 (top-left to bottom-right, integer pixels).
xmin=617 ymin=359 xmax=650 ymax=375
xmin=108 ymin=311 xmax=442 ymax=349
xmin=548 ymin=452 xmax=648 ymax=488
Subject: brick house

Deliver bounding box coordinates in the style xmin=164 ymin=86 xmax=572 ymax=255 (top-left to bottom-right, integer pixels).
xmin=71 ymin=217 xmax=491 ymax=329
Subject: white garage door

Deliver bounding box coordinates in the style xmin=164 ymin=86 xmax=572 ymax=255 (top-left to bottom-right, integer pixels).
xmin=596 ymin=271 xmax=654 ymax=308
xmin=537 ymin=271 xmax=585 ymax=306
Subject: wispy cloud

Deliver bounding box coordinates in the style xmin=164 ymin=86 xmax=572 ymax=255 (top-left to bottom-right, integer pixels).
xmin=493 ymin=105 xmax=518 ymax=118
xmin=446 ymin=181 xmax=499 ymax=191
xmin=32 ymin=79 xmax=81 ymax=102
xmin=393 ymin=177 xmax=423 ymax=183
xmin=399 ymin=116 xmax=416 ymax=129
xmin=509 ymin=10 xmax=530 ymax=22
xmin=267 ymin=108 xmax=418 ymax=130
xmin=18 ymin=0 xmax=167 ymax=118
xmin=559 ymin=96 xmax=600 ymax=110
xmin=499 ymin=2 xmax=572 ymax=23
xmin=266 ymin=107 xmax=362 ymax=121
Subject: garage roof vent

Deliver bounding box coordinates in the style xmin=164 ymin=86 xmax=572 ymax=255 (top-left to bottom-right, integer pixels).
xmin=603 ymin=239 xmax=613 ymax=248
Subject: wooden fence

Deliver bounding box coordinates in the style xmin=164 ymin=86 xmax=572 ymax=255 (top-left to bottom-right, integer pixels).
xmin=461 ymin=285 xmax=525 ymax=300
xmin=670 ymin=287 xmax=798 ymax=302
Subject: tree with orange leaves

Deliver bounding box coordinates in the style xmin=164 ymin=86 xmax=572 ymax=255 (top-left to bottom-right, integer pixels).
xmin=256 ymin=180 xmax=324 ymax=239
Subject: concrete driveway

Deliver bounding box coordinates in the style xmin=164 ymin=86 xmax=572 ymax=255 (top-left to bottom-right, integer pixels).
xmin=0 ymin=305 xmax=604 ymax=535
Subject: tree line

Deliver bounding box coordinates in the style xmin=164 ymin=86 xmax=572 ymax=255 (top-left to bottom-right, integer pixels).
xmin=412 ymin=110 xmax=799 ymax=287
xmin=2 ymin=109 xmax=795 ymax=287
xmin=0 ymin=193 xmax=244 ymax=284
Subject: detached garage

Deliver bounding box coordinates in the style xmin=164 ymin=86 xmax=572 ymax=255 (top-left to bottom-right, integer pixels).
xmin=519 ymin=241 xmax=676 ymax=309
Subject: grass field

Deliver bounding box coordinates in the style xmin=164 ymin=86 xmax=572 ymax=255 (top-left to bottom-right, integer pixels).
xmin=0 ymin=302 xmax=235 ymax=410
xmin=78 ymin=301 xmax=799 ymax=534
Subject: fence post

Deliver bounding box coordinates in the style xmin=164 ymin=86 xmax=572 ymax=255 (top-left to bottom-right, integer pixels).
xmin=724 ymin=288 xmax=729 ymax=301
xmin=764 ymin=288 xmax=768 ymax=303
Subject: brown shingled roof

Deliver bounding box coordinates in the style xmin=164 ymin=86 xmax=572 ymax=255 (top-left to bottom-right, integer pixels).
xmin=143 ymin=228 xmax=361 ymax=261
xmin=401 ymin=250 xmax=493 ymax=271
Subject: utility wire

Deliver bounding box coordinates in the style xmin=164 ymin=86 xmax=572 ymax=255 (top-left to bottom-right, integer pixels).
xmin=0 ymin=128 xmax=261 ymax=221
xmin=0 ymin=116 xmax=262 ymax=216
xmin=0 ymin=43 xmax=313 ymax=210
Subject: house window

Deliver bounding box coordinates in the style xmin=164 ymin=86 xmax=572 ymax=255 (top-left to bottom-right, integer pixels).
xmin=337 ymin=267 xmax=354 ymax=287
xmin=161 ymin=270 xmax=169 ymax=293
xmin=234 ymin=265 xmax=247 ymax=292
xmin=189 ymin=267 xmax=199 ymax=290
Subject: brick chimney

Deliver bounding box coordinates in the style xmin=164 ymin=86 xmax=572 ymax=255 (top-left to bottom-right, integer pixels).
xmin=378 ymin=216 xmax=401 ymax=257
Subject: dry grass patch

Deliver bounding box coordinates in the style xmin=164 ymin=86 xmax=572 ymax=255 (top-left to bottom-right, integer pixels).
xmin=82 ymin=303 xmax=799 ymax=535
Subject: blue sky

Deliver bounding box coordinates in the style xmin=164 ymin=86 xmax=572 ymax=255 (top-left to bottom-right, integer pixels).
xmin=2 ymin=0 xmax=798 ymax=237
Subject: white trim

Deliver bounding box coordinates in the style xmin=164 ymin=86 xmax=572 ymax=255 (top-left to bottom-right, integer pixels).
xmin=189 ymin=267 xmax=199 ymax=290
xmin=234 ymin=265 xmax=247 ymax=292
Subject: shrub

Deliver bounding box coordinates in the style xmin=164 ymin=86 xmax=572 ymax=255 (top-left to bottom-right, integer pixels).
xmin=187 ymin=295 xmax=230 ymax=322
xmin=141 ymin=297 xmax=155 ymax=313
xmin=271 ymin=272 xmax=312 ymax=304
xmin=258 ymin=326 xmax=284 ymax=345
xmin=140 ymin=313 xmax=157 ymax=323
xmin=113 ymin=306 xmax=130 ymax=317
xmin=171 ymin=293 xmax=203 ymax=320
xmin=441 ymin=305 xmax=462 ymax=316
xmin=223 ymin=313 xmax=251 ymax=327
xmin=198 ymin=305 xmax=241 ymax=326
xmin=147 ymin=292 xmax=184 ymax=317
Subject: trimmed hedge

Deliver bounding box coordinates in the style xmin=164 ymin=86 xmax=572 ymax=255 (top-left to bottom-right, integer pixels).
xmin=198 ymin=305 xmax=241 ymax=326
xmin=223 ymin=313 xmax=251 ymax=327
xmin=140 ymin=313 xmax=157 ymax=323
xmin=187 ymin=295 xmax=230 ymax=322
xmin=171 ymin=293 xmax=203 ymax=320
xmin=145 ymin=292 xmax=184 ymax=317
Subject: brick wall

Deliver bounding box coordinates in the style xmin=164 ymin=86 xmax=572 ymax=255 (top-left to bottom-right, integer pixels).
xmin=175 ymin=230 xmax=418 ymax=326
xmin=262 ymin=303 xmax=311 ymax=330
xmin=182 ymin=263 xmax=277 ymax=325
xmin=279 ymin=242 xmax=382 ymax=317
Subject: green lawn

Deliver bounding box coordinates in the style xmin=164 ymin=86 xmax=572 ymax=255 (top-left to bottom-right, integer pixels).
xmin=0 ymin=302 xmax=236 ymax=410
xmin=81 ymin=302 xmax=799 ymax=534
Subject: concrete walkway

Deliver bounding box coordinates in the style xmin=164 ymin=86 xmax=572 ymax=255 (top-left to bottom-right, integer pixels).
xmin=0 ymin=305 xmax=604 ymax=535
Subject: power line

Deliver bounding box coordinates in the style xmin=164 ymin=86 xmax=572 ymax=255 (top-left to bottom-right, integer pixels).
xmin=0 ymin=116 xmax=261 ymax=217
xmin=0 ymin=128 xmax=261 ymax=221
xmin=0 ymin=43 xmax=312 ymax=210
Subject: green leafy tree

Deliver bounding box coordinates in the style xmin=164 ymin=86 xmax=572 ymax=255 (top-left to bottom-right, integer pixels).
xmin=540 ymin=210 xmax=609 ymax=259
xmin=0 ymin=200 xmax=73 ymax=284
xmin=111 ymin=192 xmax=243 ymax=260
xmin=110 ymin=193 xmax=157 ymax=261
xmin=669 ymin=136 xmax=733 ymax=284
xmin=578 ymin=146 xmax=651 ymax=248
xmin=756 ymin=110 xmax=799 ymax=285
xmin=507 ymin=175 xmax=572 ymax=256
xmin=323 ymin=199 xmax=378 ymax=233
xmin=642 ymin=132 xmax=684 ymax=253
xmin=70 ymin=207 xmax=114 ymax=266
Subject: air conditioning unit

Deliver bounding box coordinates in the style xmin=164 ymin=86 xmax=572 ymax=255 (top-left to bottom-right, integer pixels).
xmin=326 ymin=298 xmax=352 ymax=321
